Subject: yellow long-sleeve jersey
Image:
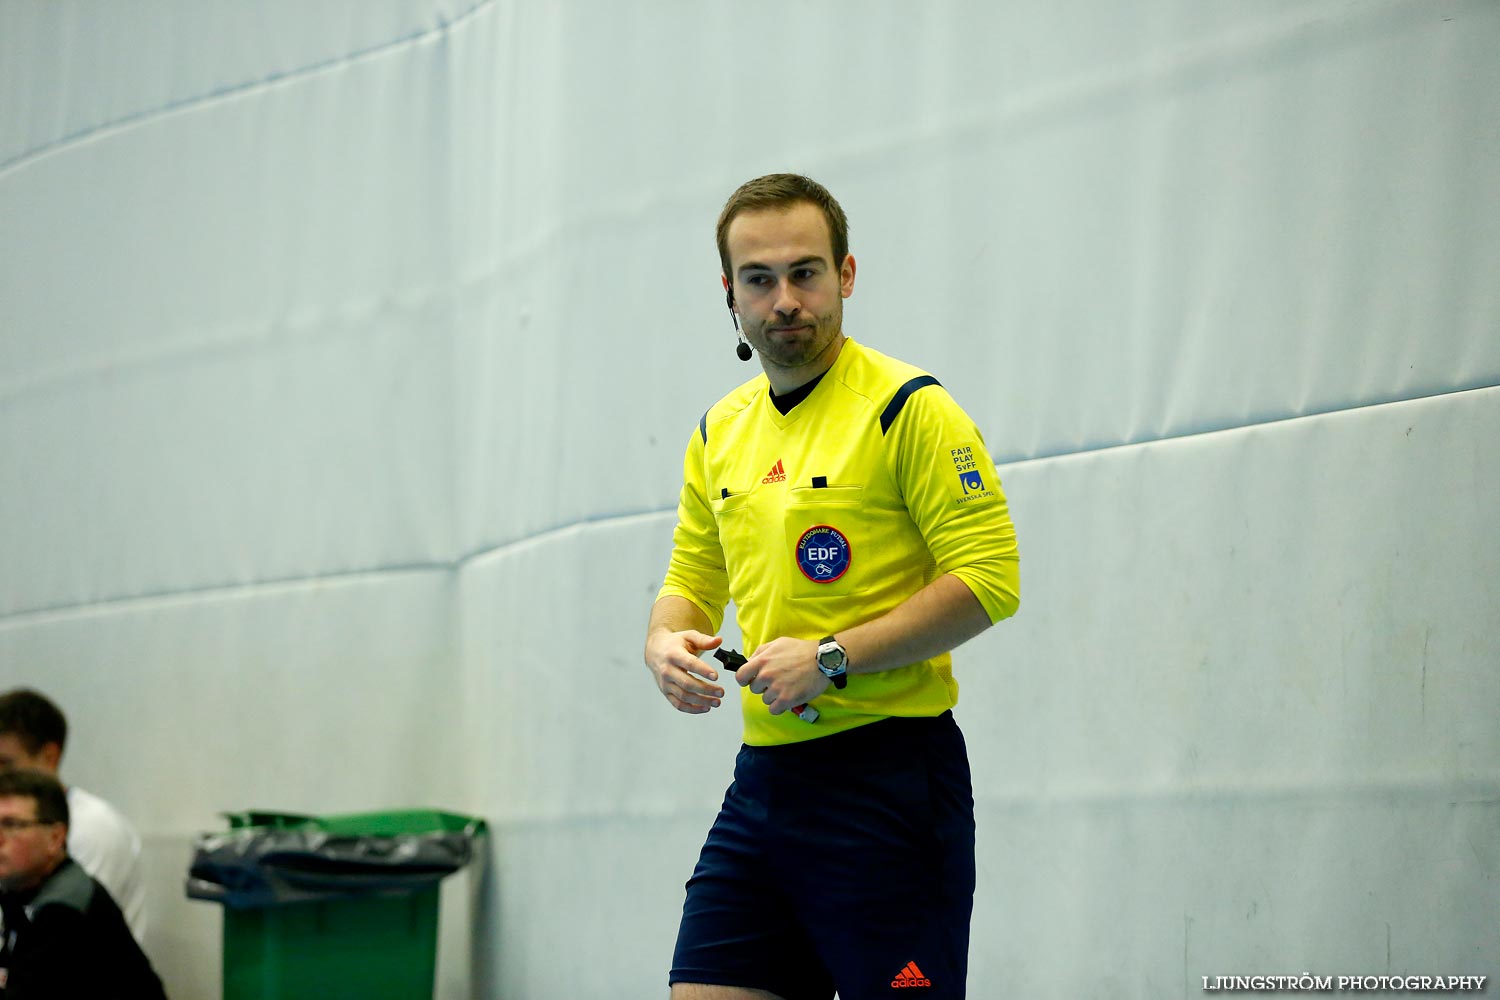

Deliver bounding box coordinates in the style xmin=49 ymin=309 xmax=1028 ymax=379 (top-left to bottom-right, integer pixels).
xmin=657 ymin=337 xmax=1019 ymax=746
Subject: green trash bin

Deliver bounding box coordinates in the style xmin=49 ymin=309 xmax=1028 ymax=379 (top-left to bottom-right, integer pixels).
xmin=187 ymin=809 xmax=486 ymax=1000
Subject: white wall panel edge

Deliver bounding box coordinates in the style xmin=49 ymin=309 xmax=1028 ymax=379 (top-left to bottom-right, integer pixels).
xmin=997 ymin=382 xmax=1500 ymax=471
xmin=0 ymin=0 xmax=500 ymax=180
xmin=0 ymin=562 xmax=456 ymax=631
xmin=974 ymin=776 xmax=1500 ymax=811
xmin=455 ymin=506 xmax=678 ymax=571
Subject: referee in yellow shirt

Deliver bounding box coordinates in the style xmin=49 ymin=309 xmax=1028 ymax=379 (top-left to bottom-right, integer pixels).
xmin=645 ymin=174 xmax=1020 ymax=1000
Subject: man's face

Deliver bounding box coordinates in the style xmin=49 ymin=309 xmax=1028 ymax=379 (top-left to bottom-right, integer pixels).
xmin=0 ymin=794 xmax=66 ymax=893
xmin=724 ymin=202 xmax=855 ymax=377
xmin=0 ymin=734 xmax=58 ymax=775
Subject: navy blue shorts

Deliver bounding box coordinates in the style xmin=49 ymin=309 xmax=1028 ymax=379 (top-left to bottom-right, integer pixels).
xmin=670 ymin=712 xmax=976 ymax=1000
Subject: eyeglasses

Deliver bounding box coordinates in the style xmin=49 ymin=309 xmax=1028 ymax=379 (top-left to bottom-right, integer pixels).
xmin=0 ymin=817 xmax=59 ymax=834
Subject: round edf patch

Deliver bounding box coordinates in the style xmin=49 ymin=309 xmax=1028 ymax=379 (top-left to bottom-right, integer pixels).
xmin=796 ymin=525 xmax=851 ymax=583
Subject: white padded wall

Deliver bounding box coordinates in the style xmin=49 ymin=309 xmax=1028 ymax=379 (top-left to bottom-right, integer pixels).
xmin=1 ymin=8 xmax=467 ymax=612
xmin=2 ymin=1 xmax=1496 ymax=998
xmin=2 ymin=2 xmax=489 ymax=996
xmin=967 ymin=387 xmax=1499 ymax=993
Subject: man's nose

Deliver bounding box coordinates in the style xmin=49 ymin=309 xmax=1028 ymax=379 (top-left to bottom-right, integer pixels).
xmin=773 ymin=280 xmax=801 ymax=319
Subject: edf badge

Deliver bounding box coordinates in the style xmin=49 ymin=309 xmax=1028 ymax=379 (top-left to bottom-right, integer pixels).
xmin=796 ymin=525 xmax=851 ymax=583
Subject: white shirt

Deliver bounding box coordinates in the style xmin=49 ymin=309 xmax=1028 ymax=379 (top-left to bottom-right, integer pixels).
xmin=65 ymin=785 xmax=147 ymax=944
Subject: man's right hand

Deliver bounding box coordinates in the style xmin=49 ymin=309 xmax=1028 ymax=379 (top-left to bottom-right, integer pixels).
xmin=644 ymin=629 xmax=727 ymax=714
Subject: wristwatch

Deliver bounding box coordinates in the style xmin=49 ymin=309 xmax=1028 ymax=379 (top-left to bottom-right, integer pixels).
xmin=816 ymin=636 xmax=849 ymax=689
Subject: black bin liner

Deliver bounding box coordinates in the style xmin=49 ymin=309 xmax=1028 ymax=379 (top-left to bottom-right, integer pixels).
xmin=186 ymin=816 xmax=481 ymax=908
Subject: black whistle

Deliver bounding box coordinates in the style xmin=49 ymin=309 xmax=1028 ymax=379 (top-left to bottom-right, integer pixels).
xmin=713 ymin=648 xmax=747 ymax=670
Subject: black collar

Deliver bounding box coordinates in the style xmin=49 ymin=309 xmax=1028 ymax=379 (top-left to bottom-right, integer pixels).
xmin=769 ymin=371 xmax=828 ymax=415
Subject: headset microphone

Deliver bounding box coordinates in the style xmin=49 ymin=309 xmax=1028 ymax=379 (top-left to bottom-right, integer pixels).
xmin=727 ymin=288 xmax=753 ymax=361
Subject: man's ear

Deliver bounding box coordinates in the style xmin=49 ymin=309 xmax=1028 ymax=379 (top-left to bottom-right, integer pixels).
xmin=45 ymin=818 xmax=67 ymax=857
xmin=839 ymin=254 xmax=857 ymax=298
xmin=39 ymin=741 xmax=62 ymax=773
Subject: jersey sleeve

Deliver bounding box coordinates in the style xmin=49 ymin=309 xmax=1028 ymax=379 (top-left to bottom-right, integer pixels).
xmin=655 ymin=424 xmax=730 ymax=632
xmin=885 ymin=384 xmax=1020 ymax=624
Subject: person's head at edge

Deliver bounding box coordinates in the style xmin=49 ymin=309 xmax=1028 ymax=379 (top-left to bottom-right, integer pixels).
xmin=0 ymin=768 xmax=70 ymax=894
xmin=716 ymin=173 xmax=858 ymax=393
xmin=0 ymin=689 xmax=66 ymax=776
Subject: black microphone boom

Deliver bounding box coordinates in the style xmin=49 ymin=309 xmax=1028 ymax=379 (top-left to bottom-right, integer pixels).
xmin=727 ymin=288 xmax=751 ymax=360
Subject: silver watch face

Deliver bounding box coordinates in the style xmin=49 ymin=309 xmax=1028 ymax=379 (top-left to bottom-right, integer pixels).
xmin=818 ymin=641 xmax=847 ymax=675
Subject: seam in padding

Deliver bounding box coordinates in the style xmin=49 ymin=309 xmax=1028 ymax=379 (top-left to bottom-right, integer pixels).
xmin=0 ymin=0 xmax=497 ymax=178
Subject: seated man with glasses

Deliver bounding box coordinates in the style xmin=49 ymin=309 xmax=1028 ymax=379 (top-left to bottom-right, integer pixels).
xmin=0 ymin=768 xmax=166 ymax=999
xmin=0 ymin=688 xmax=148 ymax=944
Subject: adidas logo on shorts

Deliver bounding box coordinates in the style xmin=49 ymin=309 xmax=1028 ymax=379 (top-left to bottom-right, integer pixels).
xmin=891 ymin=960 xmax=932 ymax=988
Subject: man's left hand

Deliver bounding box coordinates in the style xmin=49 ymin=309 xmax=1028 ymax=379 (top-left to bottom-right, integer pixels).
xmin=735 ymin=637 xmax=832 ymax=715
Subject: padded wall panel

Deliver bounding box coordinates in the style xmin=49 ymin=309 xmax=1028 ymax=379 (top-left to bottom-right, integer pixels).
xmin=450 ymin=0 xmax=736 ymax=553
xmin=950 ymin=386 xmax=1498 ymax=993
xmin=0 ymin=0 xmax=484 ymax=171
xmin=0 ymin=571 xmax=461 ymax=823
xmin=844 ymin=0 xmax=1500 ymax=461
xmin=0 ymin=19 xmax=459 ymax=394
xmin=0 ymin=306 xmax=456 ymax=616
xmin=140 ymin=834 xmax=220 ymax=1000
xmin=970 ymin=794 xmax=1495 ymax=996
xmin=457 ymin=513 xmax=745 ymax=821
xmin=0 ymin=16 xmax=468 ymax=615
xmin=474 ymin=818 xmax=718 ymax=998
xmin=967 ymin=387 xmax=1498 ymax=798
xmin=458 ymin=514 xmax=745 ymax=995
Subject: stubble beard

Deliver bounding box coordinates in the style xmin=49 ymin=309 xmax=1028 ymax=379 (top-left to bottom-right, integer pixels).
xmin=750 ymin=302 xmax=843 ymax=372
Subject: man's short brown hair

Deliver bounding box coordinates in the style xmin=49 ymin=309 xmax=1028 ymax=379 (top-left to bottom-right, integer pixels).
xmin=716 ymin=173 xmax=850 ymax=280
xmin=0 ymin=768 xmax=69 ymax=827
xmin=0 ymin=689 xmax=67 ymax=756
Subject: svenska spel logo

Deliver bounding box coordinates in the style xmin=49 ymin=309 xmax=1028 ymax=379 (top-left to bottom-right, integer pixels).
xmin=796 ymin=525 xmax=851 ymax=583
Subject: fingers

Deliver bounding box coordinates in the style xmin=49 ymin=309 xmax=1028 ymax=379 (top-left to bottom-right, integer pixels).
xmin=662 ymin=632 xmax=722 ymax=684
xmin=682 ymin=631 xmax=723 ymax=653
xmin=677 ymin=670 xmax=724 ymax=702
xmin=643 ymin=629 xmax=731 ymax=715
xmin=660 ymin=660 xmax=725 ymax=714
xmin=715 ymin=662 xmax=828 ymax=713
xmin=679 ymin=654 xmax=720 ymax=684
xmin=762 ymin=688 xmax=792 ymax=714
xmin=664 ymin=681 xmax=723 ymax=713
xmin=665 ymin=688 xmax=720 ymax=714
